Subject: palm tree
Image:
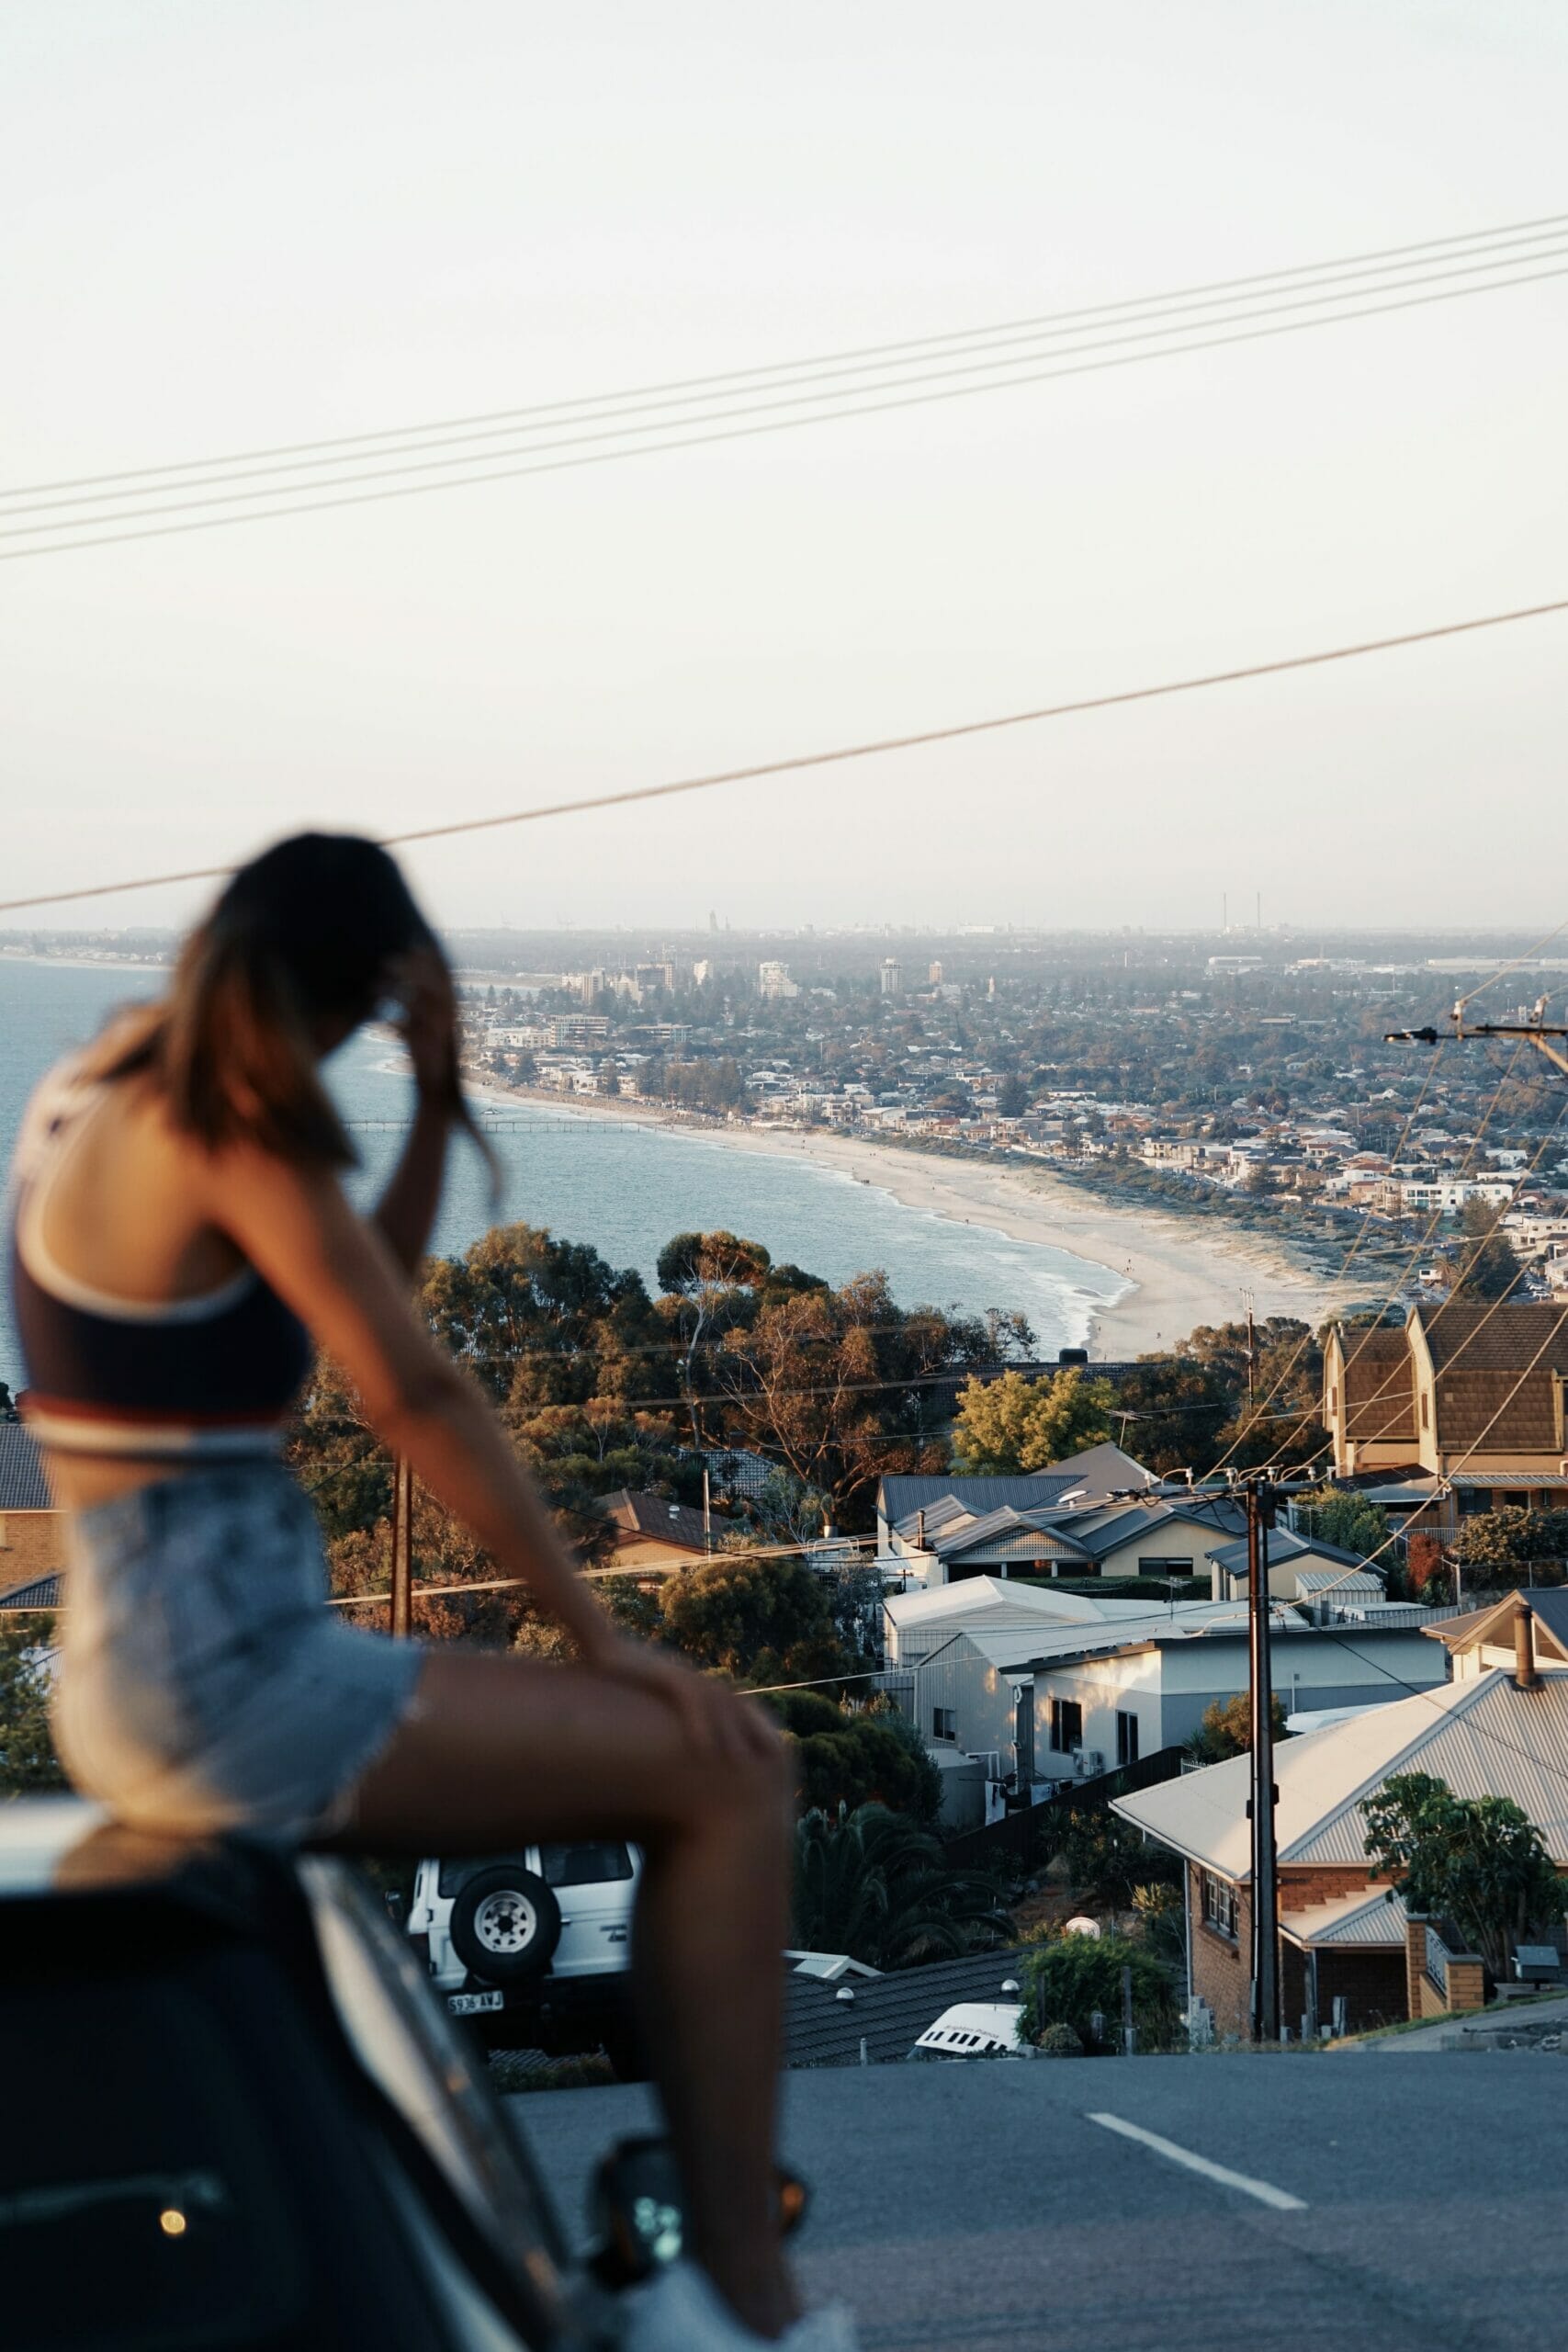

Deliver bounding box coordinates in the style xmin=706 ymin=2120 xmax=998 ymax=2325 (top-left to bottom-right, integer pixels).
xmin=794 ymin=1804 xmax=1012 ymax=1970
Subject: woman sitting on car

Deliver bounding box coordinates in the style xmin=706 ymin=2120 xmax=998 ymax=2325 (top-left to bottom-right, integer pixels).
xmin=6 ymin=832 xmax=854 ymax=2352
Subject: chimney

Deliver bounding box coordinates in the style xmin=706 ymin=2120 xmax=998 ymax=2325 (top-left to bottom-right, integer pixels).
xmin=916 ymin=1508 xmax=927 ymax=1552
xmin=1515 ymin=1607 xmax=1539 ymax=1690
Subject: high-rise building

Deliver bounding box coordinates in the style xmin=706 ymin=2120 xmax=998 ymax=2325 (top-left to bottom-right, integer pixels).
xmin=927 ymin=960 xmax=943 ymax=987
xmin=879 ymin=958 xmax=902 ymax=996
xmin=758 ymin=960 xmax=800 ymax=1001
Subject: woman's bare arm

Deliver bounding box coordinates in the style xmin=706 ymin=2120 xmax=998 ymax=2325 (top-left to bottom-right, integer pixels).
xmin=371 ymin=948 xmax=458 ymax=1277
xmin=201 ymin=1142 xmax=771 ymax=1761
xmin=208 ymin=1144 xmax=606 ymax=1651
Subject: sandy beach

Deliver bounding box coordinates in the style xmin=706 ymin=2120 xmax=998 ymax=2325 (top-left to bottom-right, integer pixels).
xmin=466 ymin=1079 xmax=1342 ymax=1356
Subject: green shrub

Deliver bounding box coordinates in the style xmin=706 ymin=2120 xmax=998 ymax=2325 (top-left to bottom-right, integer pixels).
xmin=1024 ymin=1931 xmax=1178 ymax=2052
xmin=1036 ymin=2021 xmax=1085 ymax=2057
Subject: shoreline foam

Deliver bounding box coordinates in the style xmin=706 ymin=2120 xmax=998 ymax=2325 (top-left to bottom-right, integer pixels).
xmin=455 ymin=1074 xmax=1342 ymax=1356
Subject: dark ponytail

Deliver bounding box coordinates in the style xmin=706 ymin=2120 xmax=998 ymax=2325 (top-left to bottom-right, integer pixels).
xmin=103 ymin=833 xmax=499 ymax=1186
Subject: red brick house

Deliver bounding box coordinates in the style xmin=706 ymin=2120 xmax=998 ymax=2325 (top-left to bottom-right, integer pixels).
xmin=1113 ymin=1663 xmax=1568 ymax=2036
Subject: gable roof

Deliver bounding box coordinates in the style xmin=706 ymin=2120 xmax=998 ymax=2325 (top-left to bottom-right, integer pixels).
xmin=0 ymin=1571 xmax=62 ymax=1612
xmin=1330 ymin=1324 xmax=1416 ymax=1448
xmin=1427 ymin=1587 xmax=1568 ymax=1664
xmin=1032 ymin=1440 xmax=1154 ymax=1500
xmin=601 ymin=1488 xmax=713 ymax=1552
xmin=1205 ymin=1529 xmax=1373 ymax=1575
xmin=1279 ymin=1887 xmax=1407 ymax=1951
xmin=879 ymin=1475 xmax=1081 ymax=1528
xmin=1113 ymin=1667 xmax=1568 ymax=1878
xmin=1056 ymin=1494 xmax=1246 ymax=1562
xmin=0 ymin=1424 xmax=55 ymax=1513
xmin=882 ymin=1577 xmax=1175 ymax=1634
xmin=785 ymin=1947 xmax=1033 ymax=2067
xmin=1413 ymin=1302 xmax=1568 ymax=1453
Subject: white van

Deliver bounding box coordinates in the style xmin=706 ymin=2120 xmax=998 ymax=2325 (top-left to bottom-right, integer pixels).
xmin=408 ymin=1842 xmax=641 ymax=2052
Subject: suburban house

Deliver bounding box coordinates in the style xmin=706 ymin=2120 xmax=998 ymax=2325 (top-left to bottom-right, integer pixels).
xmin=1426 ymin=1586 xmax=1568 ymax=1681
xmin=1323 ymin=1303 xmax=1568 ymax=1525
xmin=877 ymin=1459 xmax=1246 ymax=1590
xmin=882 ymin=1574 xmax=1445 ymax=1825
xmin=1204 ymin=1527 xmax=1384 ymax=1607
xmin=1114 ymin=1664 xmax=1568 ymax=2036
xmin=0 ymin=1424 xmax=63 ymax=1610
xmin=599 ymin=1488 xmax=716 ymax=1570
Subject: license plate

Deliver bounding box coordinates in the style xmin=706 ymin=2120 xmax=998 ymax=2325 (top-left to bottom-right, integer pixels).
xmin=448 ymin=1990 xmax=504 ymax=2016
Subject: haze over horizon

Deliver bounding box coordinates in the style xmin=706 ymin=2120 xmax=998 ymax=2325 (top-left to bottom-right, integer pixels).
xmin=6 ymin=3 xmax=1567 ymax=935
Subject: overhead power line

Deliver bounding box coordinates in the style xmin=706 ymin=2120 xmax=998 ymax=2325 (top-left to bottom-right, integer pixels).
xmin=6 ymin=207 xmax=1566 ymax=511
xmin=4 ymin=590 xmax=1566 ymax=918
xmin=5 ymin=241 xmax=1567 ymax=560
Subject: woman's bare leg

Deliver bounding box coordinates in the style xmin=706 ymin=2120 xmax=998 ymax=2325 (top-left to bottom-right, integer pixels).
xmin=328 ymin=1648 xmax=800 ymax=2341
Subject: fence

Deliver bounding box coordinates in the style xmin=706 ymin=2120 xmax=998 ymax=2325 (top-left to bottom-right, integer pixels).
xmin=938 ymin=1744 xmax=1184 ymax=1872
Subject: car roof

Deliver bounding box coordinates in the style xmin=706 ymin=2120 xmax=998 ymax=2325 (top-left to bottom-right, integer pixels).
xmin=0 ymin=1795 xmax=308 ymax=1934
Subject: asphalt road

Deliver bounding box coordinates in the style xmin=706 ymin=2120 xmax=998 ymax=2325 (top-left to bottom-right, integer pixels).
xmin=510 ymin=2052 xmax=1568 ymax=2351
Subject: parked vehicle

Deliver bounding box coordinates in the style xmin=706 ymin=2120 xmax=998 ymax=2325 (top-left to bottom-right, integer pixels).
xmin=409 ymin=1842 xmax=643 ymax=2066
xmin=0 ymin=1798 xmax=627 ymax=2348
xmin=910 ymin=2000 xmax=1027 ymax=2059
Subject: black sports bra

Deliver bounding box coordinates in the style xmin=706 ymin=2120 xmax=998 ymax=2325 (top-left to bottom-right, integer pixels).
xmin=7 ymin=1057 xmax=311 ymax=1460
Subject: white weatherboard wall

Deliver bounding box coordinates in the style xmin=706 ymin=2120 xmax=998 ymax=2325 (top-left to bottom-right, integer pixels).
xmin=1029 ymin=1627 xmax=1446 ymax=1768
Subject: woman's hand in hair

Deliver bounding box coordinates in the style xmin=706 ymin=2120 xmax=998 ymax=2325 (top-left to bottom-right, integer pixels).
xmin=392 ymin=947 xmax=460 ymax=1102
xmin=581 ymin=1630 xmax=784 ymax=1769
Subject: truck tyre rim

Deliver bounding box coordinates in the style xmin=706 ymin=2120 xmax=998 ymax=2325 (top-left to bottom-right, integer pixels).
xmin=474 ymin=1890 xmax=537 ymax=1952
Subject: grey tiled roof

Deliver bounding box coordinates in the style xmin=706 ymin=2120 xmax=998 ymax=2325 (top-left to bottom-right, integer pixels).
xmin=601 ymin=1488 xmax=715 ymax=1552
xmin=0 ymin=1425 xmax=54 ymax=1512
xmin=786 ymin=1947 xmax=1033 ymax=2068
xmin=0 ymin=1571 xmax=62 ymax=1611
xmin=879 ymin=1476 xmax=1080 ymax=1524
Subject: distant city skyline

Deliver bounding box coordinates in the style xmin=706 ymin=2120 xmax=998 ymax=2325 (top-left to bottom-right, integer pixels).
xmin=6 ymin=3 xmax=1566 ymax=933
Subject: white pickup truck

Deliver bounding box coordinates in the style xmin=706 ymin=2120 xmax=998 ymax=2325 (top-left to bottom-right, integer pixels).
xmin=407 ymin=1841 xmax=643 ymax=2063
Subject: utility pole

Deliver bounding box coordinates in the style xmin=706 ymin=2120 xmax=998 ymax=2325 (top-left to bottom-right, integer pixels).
xmin=1246 ymin=1477 xmax=1280 ymax=2044
xmin=389 ymin=1453 xmax=414 ymax=1639
xmin=1242 ymin=1289 xmax=1257 ymax=1408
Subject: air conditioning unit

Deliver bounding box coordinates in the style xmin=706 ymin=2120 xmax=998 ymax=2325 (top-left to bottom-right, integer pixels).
xmin=1076 ymin=1750 xmax=1105 ymax=1780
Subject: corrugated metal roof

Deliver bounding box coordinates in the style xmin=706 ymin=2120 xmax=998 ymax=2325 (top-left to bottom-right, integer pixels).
xmin=786 ymin=1947 xmax=1034 ymax=2067
xmin=1115 ymin=1668 xmax=1568 ymax=1877
xmin=1280 ymin=1889 xmax=1407 ymax=1950
xmin=0 ymin=1425 xmax=55 ymax=1513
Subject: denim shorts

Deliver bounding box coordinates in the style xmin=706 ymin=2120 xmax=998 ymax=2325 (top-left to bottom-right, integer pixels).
xmin=54 ymin=1464 xmax=427 ymax=1842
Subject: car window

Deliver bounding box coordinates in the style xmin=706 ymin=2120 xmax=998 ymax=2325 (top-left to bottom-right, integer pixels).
xmin=540 ymin=1841 xmax=634 ymax=1888
xmin=437 ymin=1843 xmax=634 ymax=1896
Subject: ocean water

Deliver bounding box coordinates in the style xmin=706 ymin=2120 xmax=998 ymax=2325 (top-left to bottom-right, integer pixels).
xmin=0 ymin=956 xmax=1124 ymax=1386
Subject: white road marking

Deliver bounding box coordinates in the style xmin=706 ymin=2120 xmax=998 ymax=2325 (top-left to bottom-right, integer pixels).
xmin=1086 ymin=2112 xmax=1308 ymax=2211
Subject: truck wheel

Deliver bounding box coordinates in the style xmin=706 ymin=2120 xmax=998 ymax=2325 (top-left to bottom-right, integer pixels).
xmin=449 ymin=1865 xmax=562 ymax=1984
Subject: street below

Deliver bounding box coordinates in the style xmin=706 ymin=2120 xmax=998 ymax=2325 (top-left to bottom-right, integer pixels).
xmin=516 ymin=2052 xmax=1567 ymax=2350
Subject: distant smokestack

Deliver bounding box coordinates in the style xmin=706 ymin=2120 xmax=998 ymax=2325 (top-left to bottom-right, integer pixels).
xmin=1515 ymin=1608 xmax=1539 ymax=1690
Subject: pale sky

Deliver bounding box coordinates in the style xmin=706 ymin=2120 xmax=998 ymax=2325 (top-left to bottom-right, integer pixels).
xmin=6 ymin=2 xmax=1566 ymax=934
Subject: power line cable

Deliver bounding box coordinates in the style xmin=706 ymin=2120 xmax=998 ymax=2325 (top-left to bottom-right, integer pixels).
xmin=8 ymin=257 xmax=1568 ymax=561
xmin=9 ymin=207 xmax=1566 ymax=503
xmin=1246 ymin=1039 xmax=1543 ymax=1476
xmin=11 ymin=235 xmax=1568 ymax=526
xmin=6 ymin=590 xmax=1568 ymax=919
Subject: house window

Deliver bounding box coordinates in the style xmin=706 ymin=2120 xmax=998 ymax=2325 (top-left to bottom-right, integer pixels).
xmin=1421 ymin=1391 xmax=1429 ymax=1429
xmin=931 ymin=1706 xmax=957 ymax=1743
xmin=1047 ymin=1698 xmax=1083 ymax=1754
xmin=1137 ymin=1556 xmax=1190 ymax=1577
xmin=1115 ymin=1712 xmax=1140 ymax=1767
xmin=1201 ymin=1871 xmax=1238 ymax=1941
